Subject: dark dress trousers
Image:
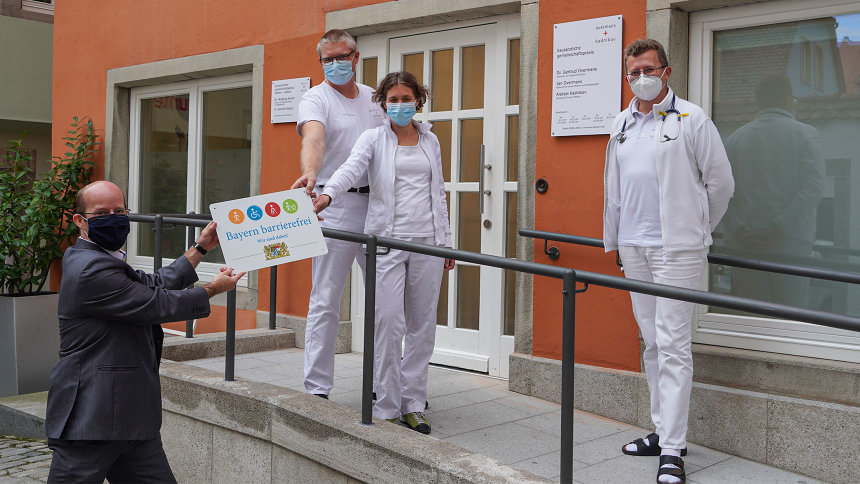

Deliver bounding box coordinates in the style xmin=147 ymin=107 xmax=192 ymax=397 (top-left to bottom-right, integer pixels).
xmin=46 ymin=238 xmax=210 ymax=441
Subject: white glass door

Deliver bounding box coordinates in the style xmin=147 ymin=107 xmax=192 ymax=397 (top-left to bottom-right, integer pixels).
xmin=351 ymin=17 xmax=520 ymax=377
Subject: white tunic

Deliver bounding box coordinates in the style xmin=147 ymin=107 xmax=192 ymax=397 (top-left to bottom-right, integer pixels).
xmin=617 ymin=104 xmax=662 ymax=247
xmin=392 ymin=144 xmax=434 ymax=237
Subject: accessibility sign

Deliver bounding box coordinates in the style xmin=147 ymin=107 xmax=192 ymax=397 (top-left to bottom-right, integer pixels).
xmin=210 ymin=189 xmax=327 ymax=272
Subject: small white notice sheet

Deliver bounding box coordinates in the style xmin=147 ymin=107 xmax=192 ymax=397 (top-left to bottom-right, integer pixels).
xmin=271 ymin=77 xmax=310 ymax=123
xmin=210 ymin=189 xmax=327 ymax=272
xmin=551 ymin=15 xmax=623 ymax=136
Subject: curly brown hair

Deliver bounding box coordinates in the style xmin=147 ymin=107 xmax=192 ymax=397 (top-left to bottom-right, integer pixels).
xmin=372 ymin=71 xmax=429 ymax=110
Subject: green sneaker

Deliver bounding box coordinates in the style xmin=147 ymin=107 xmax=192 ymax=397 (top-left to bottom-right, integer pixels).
xmin=400 ymin=412 xmax=431 ymax=434
xmin=384 ymin=417 xmax=398 ymax=423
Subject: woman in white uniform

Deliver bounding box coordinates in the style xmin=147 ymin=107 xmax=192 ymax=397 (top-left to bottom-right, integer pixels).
xmin=314 ymin=71 xmax=454 ymax=434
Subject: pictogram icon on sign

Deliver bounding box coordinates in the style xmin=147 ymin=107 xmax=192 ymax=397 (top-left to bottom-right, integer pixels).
xmin=283 ymin=199 xmax=299 ymax=214
xmin=247 ymin=205 xmax=263 ymax=220
xmin=228 ymin=209 xmax=245 ymax=224
xmin=265 ymin=202 xmax=281 ymax=217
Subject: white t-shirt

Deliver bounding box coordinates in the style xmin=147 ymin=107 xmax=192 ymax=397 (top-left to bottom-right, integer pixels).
xmin=296 ymin=82 xmax=386 ymax=186
xmin=392 ymin=144 xmax=434 ymax=237
xmin=617 ymin=104 xmax=663 ymax=247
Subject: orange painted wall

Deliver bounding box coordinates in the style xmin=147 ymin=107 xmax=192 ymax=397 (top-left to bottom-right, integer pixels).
xmin=530 ymin=1 xmax=647 ymax=371
xmin=51 ymin=0 xmax=385 ymax=180
xmin=162 ymin=306 xmax=257 ymax=335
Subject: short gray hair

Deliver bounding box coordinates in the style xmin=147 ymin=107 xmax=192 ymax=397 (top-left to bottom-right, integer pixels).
xmin=317 ymin=29 xmax=357 ymax=57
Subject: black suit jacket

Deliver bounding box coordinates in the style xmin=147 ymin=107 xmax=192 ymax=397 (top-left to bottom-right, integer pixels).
xmin=46 ymin=239 xmax=210 ymax=440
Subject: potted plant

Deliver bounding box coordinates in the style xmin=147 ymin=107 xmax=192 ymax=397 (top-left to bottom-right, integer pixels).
xmin=0 ymin=117 xmax=98 ymax=397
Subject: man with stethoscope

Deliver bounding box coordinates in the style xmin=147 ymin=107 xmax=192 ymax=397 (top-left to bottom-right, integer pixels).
xmin=603 ymin=39 xmax=734 ymax=484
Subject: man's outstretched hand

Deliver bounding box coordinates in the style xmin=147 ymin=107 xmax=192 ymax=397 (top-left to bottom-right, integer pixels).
xmin=203 ymin=267 xmax=246 ymax=298
xmin=291 ymin=173 xmax=318 ymax=197
xmin=196 ymin=221 xmax=220 ymax=252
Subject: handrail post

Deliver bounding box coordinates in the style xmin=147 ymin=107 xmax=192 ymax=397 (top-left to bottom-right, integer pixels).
xmin=153 ymin=214 xmax=163 ymax=271
xmin=560 ymin=269 xmax=576 ymax=484
xmin=361 ymin=235 xmax=378 ymax=425
xmin=269 ymin=266 xmax=277 ymax=330
xmin=225 ymin=289 xmax=236 ymax=381
xmin=185 ymin=212 xmax=195 ymax=338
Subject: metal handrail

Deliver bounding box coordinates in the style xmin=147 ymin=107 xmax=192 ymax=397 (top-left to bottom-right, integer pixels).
xmin=127 ymin=214 xmax=860 ymax=484
xmin=519 ymin=228 xmax=860 ymax=285
xmin=130 ymin=213 xmax=213 ymax=339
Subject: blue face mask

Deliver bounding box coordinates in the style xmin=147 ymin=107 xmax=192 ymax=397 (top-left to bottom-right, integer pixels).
xmin=323 ymin=60 xmax=354 ymax=85
xmin=387 ymin=102 xmax=417 ymax=127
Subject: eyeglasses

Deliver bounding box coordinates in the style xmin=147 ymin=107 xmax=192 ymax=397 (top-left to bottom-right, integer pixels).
xmin=79 ymin=209 xmax=129 ymax=219
xmin=319 ymin=50 xmax=355 ymax=66
xmin=626 ymin=65 xmax=668 ymax=81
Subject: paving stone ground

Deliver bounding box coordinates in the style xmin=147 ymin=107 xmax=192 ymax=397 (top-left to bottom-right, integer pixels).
xmin=0 ymin=436 xmax=51 ymax=483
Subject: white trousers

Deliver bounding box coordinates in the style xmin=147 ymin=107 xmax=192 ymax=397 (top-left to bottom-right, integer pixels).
xmin=303 ymin=192 xmax=368 ymax=395
xmin=373 ymin=236 xmax=444 ymax=419
xmin=618 ymin=245 xmax=707 ymax=451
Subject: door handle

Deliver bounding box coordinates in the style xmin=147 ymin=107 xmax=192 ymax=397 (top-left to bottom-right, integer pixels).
xmin=479 ymin=144 xmax=491 ymax=215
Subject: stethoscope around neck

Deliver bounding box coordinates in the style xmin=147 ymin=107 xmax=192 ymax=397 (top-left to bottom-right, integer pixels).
xmin=616 ymin=94 xmax=682 ymax=144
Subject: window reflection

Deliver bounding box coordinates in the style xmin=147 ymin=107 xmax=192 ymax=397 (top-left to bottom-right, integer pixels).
xmin=710 ymin=13 xmax=860 ymax=317
xmin=138 ymin=95 xmax=189 ymax=259
xmin=201 ymin=87 xmax=252 ymax=263
xmin=136 ymin=86 xmax=252 ymax=264
xmin=403 ymin=53 xmax=424 ymax=113
xmin=431 ymin=49 xmax=454 ymax=112
xmin=362 ymin=58 xmax=378 ymax=90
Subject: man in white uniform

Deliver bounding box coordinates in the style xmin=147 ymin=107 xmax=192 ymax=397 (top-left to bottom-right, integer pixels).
xmin=603 ymin=39 xmax=734 ymax=484
xmin=292 ymin=29 xmax=385 ymax=398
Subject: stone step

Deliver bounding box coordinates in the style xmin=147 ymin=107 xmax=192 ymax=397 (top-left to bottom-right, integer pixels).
xmin=0 ymin=391 xmax=47 ymax=440
xmin=0 ymin=328 xmax=295 ymax=441
xmin=162 ymin=328 xmax=295 ymax=362
xmin=510 ymin=352 xmax=860 ymax=483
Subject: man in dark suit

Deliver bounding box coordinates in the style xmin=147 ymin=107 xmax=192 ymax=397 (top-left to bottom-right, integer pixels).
xmin=45 ymin=181 xmax=244 ymax=483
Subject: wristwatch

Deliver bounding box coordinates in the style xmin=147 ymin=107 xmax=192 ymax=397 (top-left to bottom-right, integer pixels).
xmin=193 ymin=243 xmax=208 ymax=255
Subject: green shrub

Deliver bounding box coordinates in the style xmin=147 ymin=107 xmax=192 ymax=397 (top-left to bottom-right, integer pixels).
xmin=0 ymin=117 xmax=98 ymax=295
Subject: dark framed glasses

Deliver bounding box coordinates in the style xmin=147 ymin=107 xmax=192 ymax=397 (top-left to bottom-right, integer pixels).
xmin=79 ymin=209 xmax=130 ymax=220
xmin=319 ymin=50 xmax=355 ymax=66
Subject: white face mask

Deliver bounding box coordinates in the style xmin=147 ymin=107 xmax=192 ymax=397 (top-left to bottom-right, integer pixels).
xmin=629 ymin=72 xmax=665 ymax=101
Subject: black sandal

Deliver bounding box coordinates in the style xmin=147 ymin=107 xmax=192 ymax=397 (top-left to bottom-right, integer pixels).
xmin=622 ymin=433 xmax=688 ymax=456
xmin=656 ymin=455 xmax=685 ymax=484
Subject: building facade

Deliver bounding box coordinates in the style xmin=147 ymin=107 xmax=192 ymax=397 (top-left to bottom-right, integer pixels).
xmin=50 ymin=0 xmax=860 ymax=436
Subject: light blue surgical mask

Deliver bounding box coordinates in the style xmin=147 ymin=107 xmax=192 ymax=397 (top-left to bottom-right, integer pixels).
xmin=387 ymin=102 xmax=417 ymax=127
xmin=323 ymin=60 xmax=354 ymax=85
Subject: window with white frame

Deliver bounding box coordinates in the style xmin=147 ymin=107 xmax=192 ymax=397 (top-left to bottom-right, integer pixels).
xmin=691 ymin=0 xmax=860 ymax=363
xmin=128 ymin=74 xmax=253 ymax=278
